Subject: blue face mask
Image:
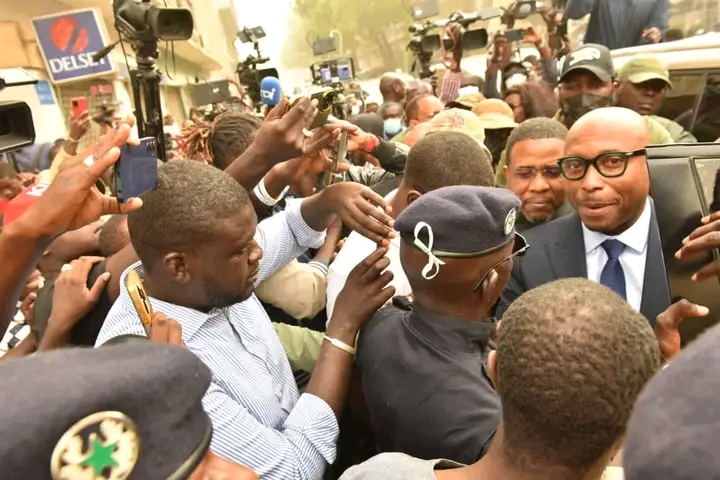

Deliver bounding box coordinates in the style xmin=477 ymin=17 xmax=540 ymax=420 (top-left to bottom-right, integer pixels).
xmin=384 ymin=118 xmax=403 ymax=137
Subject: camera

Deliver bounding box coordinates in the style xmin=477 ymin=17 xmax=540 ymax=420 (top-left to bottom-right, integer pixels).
xmin=113 ymin=0 xmax=193 ymax=43
xmin=0 ymin=69 xmax=36 ymax=155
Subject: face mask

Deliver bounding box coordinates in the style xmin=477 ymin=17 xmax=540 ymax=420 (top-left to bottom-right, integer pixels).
xmin=384 ymin=118 xmax=403 ymax=137
xmin=350 ymin=105 xmax=360 ymax=115
xmin=505 ymin=73 xmax=527 ymax=90
xmin=561 ymin=93 xmax=613 ymax=128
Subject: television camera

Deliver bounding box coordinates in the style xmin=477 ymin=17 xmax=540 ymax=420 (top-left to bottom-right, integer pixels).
xmin=0 ymin=69 xmax=36 ymax=155
xmin=236 ymin=26 xmax=279 ymax=107
xmin=110 ymin=0 xmax=194 ymax=162
xmin=407 ymin=7 xmax=501 ymax=78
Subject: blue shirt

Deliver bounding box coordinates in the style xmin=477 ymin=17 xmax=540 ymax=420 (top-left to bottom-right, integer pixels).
xmin=95 ymin=199 xmax=337 ymax=480
xmin=565 ymin=0 xmax=669 ymax=50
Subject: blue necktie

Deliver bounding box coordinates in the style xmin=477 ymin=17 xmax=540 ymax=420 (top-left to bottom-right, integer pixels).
xmin=600 ymin=239 xmax=626 ymax=300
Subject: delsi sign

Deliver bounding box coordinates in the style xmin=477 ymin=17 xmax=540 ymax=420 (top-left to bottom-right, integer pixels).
xmin=31 ymin=9 xmax=115 ymax=84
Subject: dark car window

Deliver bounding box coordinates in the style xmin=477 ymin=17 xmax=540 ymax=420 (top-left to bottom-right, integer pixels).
xmin=692 ymin=74 xmax=720 ymax=142
xmin=657 ymin=73 xmax=705 ymax=127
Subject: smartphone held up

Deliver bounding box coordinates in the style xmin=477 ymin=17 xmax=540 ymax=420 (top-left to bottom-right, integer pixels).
xmin=114 ymin=137 xmax=159 ymax=204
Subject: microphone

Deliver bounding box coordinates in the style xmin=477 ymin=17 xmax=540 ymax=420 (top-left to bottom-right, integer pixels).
xmin=91 ymin=41 xmax=119 ymax=63
xmin=259 ymin=77 xmax=283 ymax=106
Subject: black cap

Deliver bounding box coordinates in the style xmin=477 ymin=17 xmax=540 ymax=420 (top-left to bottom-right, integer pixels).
xmin=560 ymin=43 xmax=614 ymax=83
xmin=0 ymin=343 xmax=213 ymax=480
xmin=624 ymin=323 xmax=720 ymax=479
xmin=395 ymin=185 xmax=522 ymax=279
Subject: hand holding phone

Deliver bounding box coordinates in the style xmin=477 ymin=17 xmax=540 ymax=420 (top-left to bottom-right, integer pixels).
xmin=114 ymin=137 xmax=159 ymax=204
xmin=504 ymin=28 xmax=526 ymax=42
xmin=70 ymin=97 xmax=88 ymax=119
xmin=290 ymin=88 xmax=337 ymax=130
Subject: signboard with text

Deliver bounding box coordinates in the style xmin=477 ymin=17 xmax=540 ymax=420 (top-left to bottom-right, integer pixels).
xmin=31 ymin=9 xmax=115 ymax=84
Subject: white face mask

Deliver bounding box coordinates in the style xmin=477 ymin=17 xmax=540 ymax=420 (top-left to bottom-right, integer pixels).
xmin=384 ymin=118 xmax=403 ymax=137
xmin=505 ymin=73 xmax=527 ymax=90
xmin=351 ymin=105 xmax=360 ymax=115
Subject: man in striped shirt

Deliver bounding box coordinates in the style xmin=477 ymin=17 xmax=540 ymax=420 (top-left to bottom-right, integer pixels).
xmin=96 ymin=160 xmax=396 ymax=480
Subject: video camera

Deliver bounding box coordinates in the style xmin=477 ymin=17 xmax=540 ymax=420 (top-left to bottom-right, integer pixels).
xmin=0 ymin=69 xmax=36 ymax=155
xmin=407 ymin=7 xmax=502 ymax=78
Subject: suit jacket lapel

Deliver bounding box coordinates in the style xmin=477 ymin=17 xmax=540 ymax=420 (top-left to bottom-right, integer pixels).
xmin=640 ymin=204 xmax=671 ymax=325
xmin=545 ymin=213 xmax=587 ymax=279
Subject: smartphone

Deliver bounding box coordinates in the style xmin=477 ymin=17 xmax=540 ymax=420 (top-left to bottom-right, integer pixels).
xmin=114 ymin=137 xmax=158 ymax=204
xmin=647 ymin=144 xmax=720 ymax=345
xmin=290 ymin=88 xmax=337 ymax=130
xmin=126 ymin=268 xmax=153 ymax=335
xmin=504 ymin=29 xmax=526 ymax=42
xmin=70 ymin=97 xmax=88 ymax=118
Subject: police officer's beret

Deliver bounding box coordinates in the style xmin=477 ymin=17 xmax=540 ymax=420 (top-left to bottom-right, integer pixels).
xmin=624 ymin=323 xmax=720 ymax=479
xmin=395 ymin=186 xmax=523 ymax=277
xmin=0 ymin=343 xmax=213 ymax=479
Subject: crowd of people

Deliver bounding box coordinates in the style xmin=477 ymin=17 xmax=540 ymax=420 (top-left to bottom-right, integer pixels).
xmin=2 ymin=2 xmax=720 ymax=480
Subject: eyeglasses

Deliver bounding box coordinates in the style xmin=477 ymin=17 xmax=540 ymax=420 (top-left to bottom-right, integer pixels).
xmin=557 ymin=149 xmax=646 ymax=181
xmin=473 ymin=233 xmax=529 ymax=291
xmin=510 ymin=165 xmax=563 ymax=181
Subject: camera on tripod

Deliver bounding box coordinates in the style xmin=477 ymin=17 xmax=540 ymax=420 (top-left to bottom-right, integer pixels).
xmin=0 ymin=68 xmax=36 ymax=155
xmin=236 ymin=26 xmax=279 ymax=107
xmin=109 ymin=0 xmax=194 ymax=162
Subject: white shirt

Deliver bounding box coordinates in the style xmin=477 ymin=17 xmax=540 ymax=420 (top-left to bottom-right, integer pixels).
xmin=326 ymin=189 xmax=411 ymax=320
xmin=582 ymin=197 xmax=651 ymax=312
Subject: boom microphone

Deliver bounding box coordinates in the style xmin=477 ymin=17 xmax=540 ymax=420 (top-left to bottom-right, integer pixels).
xmin=259 ymin=76 xmax=282 ymax=106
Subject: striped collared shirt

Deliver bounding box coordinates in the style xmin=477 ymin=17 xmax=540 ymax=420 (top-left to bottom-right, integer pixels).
xmin=95 ymin=199 xmax=337 ymax=480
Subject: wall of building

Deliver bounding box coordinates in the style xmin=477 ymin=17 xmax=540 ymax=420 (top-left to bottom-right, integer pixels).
xmin=0 ymin=0 xmax=238 ymax=147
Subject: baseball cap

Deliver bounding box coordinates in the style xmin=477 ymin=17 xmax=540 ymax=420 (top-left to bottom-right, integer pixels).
xmin=560 ymin=43 xmax=614 ymax=83
xmin=445 ymin=92 xmax=486 ymax=111
xmin=471 ymin=99 xmax=518 ymax=130
xmin=426 ymin=108 xmax=486 ymax=142
xmin=617 ymin=55 xmax=673 ymax=89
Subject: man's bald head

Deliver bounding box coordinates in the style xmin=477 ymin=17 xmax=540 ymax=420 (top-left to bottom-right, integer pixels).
xmin=380 ymin=73 xmax=407 ymax=103
xmin=567 ymin=107 xmax=648 ymax=151
xmin=562 ymin=106 xmax=651 ymax=235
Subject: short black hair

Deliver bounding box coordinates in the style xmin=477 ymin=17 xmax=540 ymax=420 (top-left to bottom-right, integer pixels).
xmin=497 ymin=278 xmax=660 ymax=472
xmin=379 ymin=101 xmax=403 ymax=119
xmin=404 ymin=131 xmax=494 ymax=192
xmin=505 ymin=117 xmax=568 ymax=165
xmin=404 ymin=93 xmax=433 ymax=122
xmin=127 ymin=160 xmax=250 ymax=270
xmin=99 ymin=215 xmax=130 ymax=257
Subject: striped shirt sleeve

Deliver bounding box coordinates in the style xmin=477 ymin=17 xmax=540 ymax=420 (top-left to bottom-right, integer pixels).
xmin=438 ymin=70 xmax=463 ymax=105
xmin=254 ymin=198 xmax=326 ymax=285
xmin=204 ymin=385 xmax=338 ymax=480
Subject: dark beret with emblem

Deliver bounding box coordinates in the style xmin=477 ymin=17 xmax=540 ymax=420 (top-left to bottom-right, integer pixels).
xmin=395 ymin=185 xmax=523 ymax=278
xmin=0 ymin=343 xmax=213 ymax=480
xmin=624 ymin=323 xmax=720 ymax=479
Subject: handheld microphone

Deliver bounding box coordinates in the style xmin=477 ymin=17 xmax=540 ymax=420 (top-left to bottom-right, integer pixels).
xmin=259 ymin=77 xmax=283 ymax=106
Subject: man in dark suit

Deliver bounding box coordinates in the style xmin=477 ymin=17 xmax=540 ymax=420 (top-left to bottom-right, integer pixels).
xmin=499 ymin=107 xmax=673 ymax=325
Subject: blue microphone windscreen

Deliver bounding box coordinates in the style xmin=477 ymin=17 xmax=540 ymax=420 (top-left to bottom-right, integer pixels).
xmin=260 ymin=77 xmax=283 ymax=105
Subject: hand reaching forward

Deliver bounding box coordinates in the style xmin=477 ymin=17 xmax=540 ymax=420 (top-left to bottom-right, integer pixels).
xmin=329 ymin=247 xmax=396 ymax=333
xmin=22 ymin=116 xmax=142 ymax=239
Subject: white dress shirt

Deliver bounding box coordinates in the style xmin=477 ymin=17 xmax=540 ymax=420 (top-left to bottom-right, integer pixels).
xmin=582 ymin=197 xmax=651 ymax=312
xmin=95 ymin=200 xmax=337 ymax=480
xmin=326 ymin=189 xmax=411 ymax=320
